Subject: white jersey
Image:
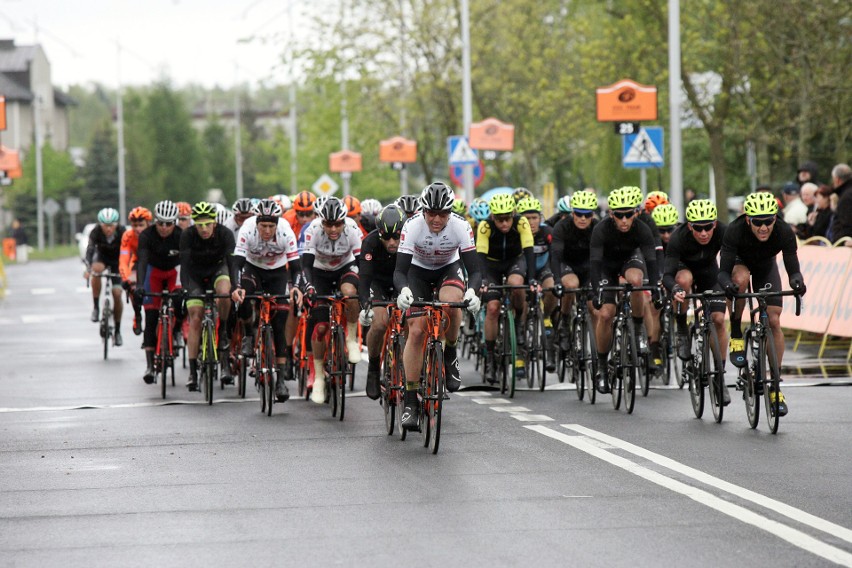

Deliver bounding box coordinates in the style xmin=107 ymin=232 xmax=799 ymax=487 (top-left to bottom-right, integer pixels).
xmin=223 ymin=215 xmax=241 ymax=236
xmin=399 ymin=212 xmax=475 ymax=270
xmin=302 ymin=217 xmax=362 ymax=271
xmin=234 ymin=216 xmax=299 ymax=270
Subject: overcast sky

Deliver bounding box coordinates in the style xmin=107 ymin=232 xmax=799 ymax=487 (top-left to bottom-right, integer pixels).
xmin=0 ymin=0 xmax=318 ymax=90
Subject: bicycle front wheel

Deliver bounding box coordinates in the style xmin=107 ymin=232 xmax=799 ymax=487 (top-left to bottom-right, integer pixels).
xmin=707 ymin=326 xmax=725 ymax=424
xmin=159 ymin=319 xmax=170 ymax=400
xmin=333 ymin=328 xmax=347 ymax=421
xmin=744 ymin=331 xmax=760 ymax=429
xmin=572 ymin=316 xmax=585 ymax=400
xmin=585 ymin=313 xmax=598 ymax=405
xmin=101 ymin=301 xmax=112 ymax=361
xmin=380 ymin=344 xmax=395 ymax=436
xmin=426 ymin=340 xmax=445 ymax=454
xmin=623 ymin=318 xmax=638 ymax=414
xmin=529 ymin=311 xmax=546 ymax=391
xmin=507 ymin=311 xmax=517 ymax=398
xmin=688 ymin=326 xmax=705 ymax=418
xmin=263 ymin=327 xmax=275 ymax=416
xmin=761 ymin=328 xmax=781 ymax=434
xmin=610 ymin=325 xmax=622 ymax=410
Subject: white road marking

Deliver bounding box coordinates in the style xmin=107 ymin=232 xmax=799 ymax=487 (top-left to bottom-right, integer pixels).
xmin=563 ymin=423 xmax=852 ymax=547
xmin=527 ymin=424 xmax=852 ymax=567
xmin=21 ymin=314 xmax=56 ymax=324
xmin=510 ymin=414 xmax=553 ymax=422
xmin=489 ymin=406 xmax=531 ymax=413
xmin=471 ymin=397 xmax=511 ymax=404
xmin=31 ymin=288 xmax=56 ymax=295
xmin=75 ymin=286 xmax=89 ymax=293
xmin=454 ymin=391 xmax=491 ymax=397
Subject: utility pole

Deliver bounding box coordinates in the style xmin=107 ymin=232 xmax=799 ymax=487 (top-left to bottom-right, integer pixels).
xmin=288 ymin=0 xmax=298 ymax=194
xmin=460 ymin=0 xmax=474 ymax=203
xmin=234 ymin=62 xmax=244 ymax=200
xmin=668 ymin=0 xmax=683 ymax=213
xmin=33 ymin=95 xmax=45 ymax=251
xmin=116 ymin=41 xmax=127 ymax=222
xmin=397 ymin=0 xmax=408 ymax=196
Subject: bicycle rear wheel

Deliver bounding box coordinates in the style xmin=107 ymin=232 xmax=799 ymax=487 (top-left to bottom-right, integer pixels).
xmin=707 ymin=326 xmax=725 ymax=423
xmin=761 ymin=328 xmax=781 ymax=434
xmin=426 ymin=341 xmax=445 ymax=454
xmin=624 ymin=318 xmax=638 ymax=414
xmin=687 ymin=325 xmax=704 ymax=418
xmin=744 ymin=331 xmax=760 ymax=429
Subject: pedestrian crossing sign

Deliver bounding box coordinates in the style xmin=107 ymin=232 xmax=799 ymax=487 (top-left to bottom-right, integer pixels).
xmin=447 ymin=136 xmax=479 ymax=166
xmin=622 ymin=127 xmax=664 ymax=169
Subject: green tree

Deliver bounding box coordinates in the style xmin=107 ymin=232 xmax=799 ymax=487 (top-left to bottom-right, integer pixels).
xmin=81 ymin=119 xmax=119 ymax=219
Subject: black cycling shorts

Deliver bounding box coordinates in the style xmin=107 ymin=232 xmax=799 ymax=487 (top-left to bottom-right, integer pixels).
xmin=482 ymin=256 xmax=527 ymax=302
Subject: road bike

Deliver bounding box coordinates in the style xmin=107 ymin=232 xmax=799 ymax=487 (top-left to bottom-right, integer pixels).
xmin=483 ymin=283 xmax=526 ymax=398
xmin=557 ymin=286 xmax=598 ymax=404
xmin=659 ymin=293 xmax=679 ymax=387
xmin=147 ymin=291 xmax=181 ymax=399
xmin=188 ymin=292 xmax=230 ymax=405
xmin=523 ymin=286 xmax=548 ymax=391
xmin=370 ymin=300 xmax=406 ymax=435
xmin=90 ymin=270 xmax=119 ymax=360
xmin=398 ymin=298 xmax=469 ymax=454
xmin=733 ymin=288 xmax=802 ymax=434
xmin=311 ymin=292 xmax=357 ymax=421
xmin=682 ymin=290 xmax=727 ymax=422
xmin=242 ymin=293 xmax=289 ymax=416
xmin=291 ymin=303 xmax=311 ymax=400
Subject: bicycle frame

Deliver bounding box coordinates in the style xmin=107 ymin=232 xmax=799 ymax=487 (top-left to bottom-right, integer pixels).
xmin=311 ymin=293 xmax=357 ymax=421
xmin=90 ymin=270 xmax=118 ymax=360
xmin=485 ymin=283 xmax=527 ymax=398
xmin=244 ymin=293 xmax=289 ymax=416
xmin=187 ymin=292 xmax=229 ymax=405
xmin=683 ymin=290 xmax=727 ymax=422
xmin=371 ymin=300 xmax=406 ymax=435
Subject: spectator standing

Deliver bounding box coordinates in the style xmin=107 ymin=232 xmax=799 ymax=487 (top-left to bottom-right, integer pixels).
xmin=10 ymin=219 xmax=28 ymax=262
xmin=797 ymin=161 xmax=819 ymax=188
xmin=781 ymin=182 xmax=808 ymax=234
xmin=806 ymin=185 xmax=833 ymax=240
xmin=829 ymin=164 xmax=852 ymax=244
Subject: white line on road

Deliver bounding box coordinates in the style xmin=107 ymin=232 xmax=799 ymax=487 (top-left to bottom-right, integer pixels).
xmin=563 ymin=423 xmax=852 ymax=547
xmin=489 ymin=406 xmax=531 ymax=412
xmin=31 ymin=288 xmax=56 ymax=295
xmin=509 ymin=414 xmax=553 ymax=422
xmin=527 ymin=424 xmax=852 ymax=567
xmin=471 ymin=397 xmax=512 ymax=404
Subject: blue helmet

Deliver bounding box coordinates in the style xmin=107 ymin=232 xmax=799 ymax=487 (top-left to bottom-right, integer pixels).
xmin=470 ymin=198 xmax=491 ymax=222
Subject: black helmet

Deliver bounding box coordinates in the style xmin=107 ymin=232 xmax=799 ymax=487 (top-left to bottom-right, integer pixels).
xmin=318 ymin=196 xmax=348 ymax=222
xmin=419 ymin=181 xmax=455 ymax=211
xmin=395 ymin=195 xmax=421 ymax=217
xmin=252 ymin=198 xmax=283 ymax=222
xmin=377 ymin=204 xmax=405 ymax=236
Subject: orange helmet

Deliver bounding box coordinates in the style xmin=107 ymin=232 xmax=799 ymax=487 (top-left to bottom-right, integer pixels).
xmin=175 ymin=201 xmax=192 ymax=218
xmin=293 ymin=191 xmax=316 ymax=213
xmin=644 ymin=191 xmax=669 ymax=213
xmin=343 ymin=195 xmax=361 ymax=216
xmin=128 ymin=206 xmax=152 ymax=222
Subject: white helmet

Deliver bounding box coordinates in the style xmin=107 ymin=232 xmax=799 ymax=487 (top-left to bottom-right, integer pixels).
xmin=154 ymin=200 xmax=178 ymax=223
xmin=361 ymin=198 xmax=382 ymax=217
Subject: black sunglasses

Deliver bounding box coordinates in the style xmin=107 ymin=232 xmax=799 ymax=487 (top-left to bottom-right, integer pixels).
xmin=297 ymin=211 xmax=315 ymax=218
xmin=573 ymin=210 xmax=594 ymax=218
xmin=380 ymin=232 xmax=401 ymax=241
xmin=658 ymin=226 xmax=675 ymax=234
xmin=493 ymin=214 xmax=514 ymax=223
xmin=689 ymin=221 xmax=716 ymax=233
xmin=611 ymin=209 xmax=635 ymax=220
xmin=425 ymin=209 xmax=450 ymax=217
xmin=749 ymin=216 xmax=775 ymax=228
xmin=156 ymin=221 xmax=175 ymax=227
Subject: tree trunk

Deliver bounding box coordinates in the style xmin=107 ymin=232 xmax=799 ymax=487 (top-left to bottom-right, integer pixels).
xmin=707 ymin=125 xmax=729 ymax=221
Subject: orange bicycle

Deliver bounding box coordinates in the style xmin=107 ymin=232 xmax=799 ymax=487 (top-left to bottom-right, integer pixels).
xmin=292 ymin=302 xmax=311 ymax=400
xmin=400 ymin=298 xmax=469 ymax=454
xmin=311 ymin=292 xmax=357 ymax=421
xmin=241 ymin=293 xmax=289 ymax=416
xmin=369 ymin=300 xmax=406 ymax=435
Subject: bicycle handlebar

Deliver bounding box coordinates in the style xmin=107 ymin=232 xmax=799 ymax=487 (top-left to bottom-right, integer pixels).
xmin=733 ymin=289 xmax=803 ymax=316
xmin=410 ymin=299 xmax=470 ymax=309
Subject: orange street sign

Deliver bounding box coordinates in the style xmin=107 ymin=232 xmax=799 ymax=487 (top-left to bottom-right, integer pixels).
xmin=329 ymin=149 xmax=363 ymax=173
xmin=469 ymin=117 xmax=514 ymax=151
xmin=379 ymin=136 xmax=417 ymax=163
xmin=596 ymin=79 xmax=658 ymax=122
xmin=0 ymin=96 xmax=6 ymax=131
xmin=0 ymin=145 xmax=22 ymax=178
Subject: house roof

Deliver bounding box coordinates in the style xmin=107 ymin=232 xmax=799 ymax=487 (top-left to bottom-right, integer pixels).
xmin=0 ymin=71 xmax=34 ymax=102
xmin=0 ymin=41 xmax=39 ymax=73
xmin=54 ymin=88 xmax=76 ymax=107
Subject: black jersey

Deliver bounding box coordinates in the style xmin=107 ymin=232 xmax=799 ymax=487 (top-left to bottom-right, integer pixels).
xmin=357 ymin=229 xmax=397 ymax=304
xmin=136 ymin=225 xmax=182 ymax=283
xmin=662 ymin=222 xmax=726 ymax=292
xmin=718 ymin=214 xmax=800 ymax=288
xmin=85 ymin=224 xmax=126 ymax=266
xmin=179 ymin=224 xmax=236 ymax=276
xmin=550 ymin=216 xmax=597 ymax=272
xmin=590 ymin=216 xmax=659 ymax=285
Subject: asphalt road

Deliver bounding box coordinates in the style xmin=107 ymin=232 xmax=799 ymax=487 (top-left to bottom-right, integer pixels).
xmin=1 ymin=258 xmax=851 ymax=567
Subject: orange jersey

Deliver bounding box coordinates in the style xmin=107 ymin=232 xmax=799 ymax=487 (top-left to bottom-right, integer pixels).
xmin=284 ymin=208 xmax=307 ymax=236
xmin=119 ymin=229 xmax=139 ymax=281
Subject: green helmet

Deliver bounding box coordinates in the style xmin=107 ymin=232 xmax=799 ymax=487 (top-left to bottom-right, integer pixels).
xmin=191 ymin=201 xmax=217 ymax=220
xmin=652 ymin=203 xmax=680 ymax=227
xmin=452 ymin=198 xmax=467 ymax=216
xmin=743 ymin=192 xmax=778 ymax=217
xmin=489 ymin=193 xmax=516 ymax=215
xmin=557 ymin=195 xmax=572 ymax=213
xmin=618 ymin=186 xmax=643 ymax=209
xmin=607 ymin=187 xmax=635 ymax=211
xmin=571 ymin=190 xmax=597 ymax=211
xmin=97 ymin=207 xmax=120 ymax=224
xmin=516 ymin=197 xmax=542 ymax=214
xmin=685 ymin=199 xmax=718 ymax=223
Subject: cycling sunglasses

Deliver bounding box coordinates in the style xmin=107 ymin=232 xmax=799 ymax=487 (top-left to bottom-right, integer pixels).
xmin=573 ymin=210 xmax=594 ymax=218
xmin=748 ymin=216 xmax=775 ymax=228
xmin=297 ymin=211 xmax=315 ymax=218
xmin=658 ymin=226 xmax=675 ymax=234
xmin=380 ymin=232 xmax=401 ymax=241
xmin=493 ymin=214 xmax=514 ymax=223
xmin=155 ymin=220 xmax=175 ymax=227
xmin=689 ymin=221 xmax=716 ymax=233
xmin=425 ymin=209 xmax=450 ymax=217
xmin=322 ymin=220 xmax=344 ymax=228
xmin=611 ymin=209 xmax=635 ymax=220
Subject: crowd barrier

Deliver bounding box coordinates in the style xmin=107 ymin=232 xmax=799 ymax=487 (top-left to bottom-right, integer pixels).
xmin=777 ymin=238 xmax=852 ymax=359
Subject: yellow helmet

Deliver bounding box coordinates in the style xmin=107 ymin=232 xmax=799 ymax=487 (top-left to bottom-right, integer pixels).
xmin=743 ymin=192 xmax=779 ymax=217
xmin=489 ymin=193 xmax=517 ymax=215
xmin=685 ymin=199 xmax=717 ymax=222
xmin=652 ymin=203 xmax=680 ymax=227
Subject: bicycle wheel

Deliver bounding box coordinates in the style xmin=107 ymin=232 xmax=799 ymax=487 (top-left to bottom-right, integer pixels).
xmin=205 ymin=324 xmax=216 ymax=406
xmin=706 ymin=326 xmax=725 ymax=423
xmin=660 ymin=308 xmax=674 ymax=386
xmin=507 ymin=311 xmax=517 ymax=398
xmin=687 ymin=325 xmax=704 ymax=418
xmin=761 ymin=328 xmax=782 ymax=434
xmin=674 ymin=316 xmax=686 ymax=389
xmin=258 ymin=342 xmax=267 ymax=414
xmin=159 ymin=319 xmax=170 ymax=400
xmin=571 ymin=316 xmax=586 ymax=401
xmin=529 ymin=310 xmax=546 ymax=391
xmin=744 ymin=330 xmax=760 ymax=429
xmin=263 ymin=327 xmax=275 ymax=416
xmin=426 ymin=340 xmax=445 ymax=454
xmin=497 ymin=314 xmax=509 ymax=395
xmin=380 ymin=346 xmax=395 ymax=436
xmin=101 ymin=300 xmax=112 ymax=360
xmin=334 ymin=328 xmax=347 ymax=421
xmin=585 ymin=313 xmax=598 ymax=405
xmin=610 ymin=324 xmax=622 ymax=410
xmin=624 ymin=317 xmax=638 ymax=414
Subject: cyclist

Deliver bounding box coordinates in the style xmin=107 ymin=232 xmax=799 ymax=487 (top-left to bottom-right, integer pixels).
xmin=180 ymin=201 xmax=236 ymax=391
xmin=344 ymin=195 xmax=370 ymax=237
xmin=216 ymin=205 xmax=233 ymax=228
xmin=120 ymin=206 xmax=152 ymax=336
xmin=230 ymin=199 xmax=302 ymax=402
xmin=469 ymin=198 xmax=490 ymax=225
xmin=718 ymin=192 xmax=805 ymax=417
xmin=546 ymin=195 xmax=572 ymax=227
xmin=643 ymin=190 xmax=669 ymax=215
xmin=394 ymin=182 xmax=481 ymax=430
xmin=135 ymin=201 xmax=184 ymax=384
xmin=452 ymin=198 xmax=475 ymax=231
xmin=550 ymin=190 xmax=598 ymax=353
xmin=301 ymin=196 xmax=363 ymax=404
xmin=357 ymin=204 xmax=406 ymax=399
xmin=590 ymin=187 xmax=662 ymax=394
xmin=477 ymin=192 xmax=535 ymax=383
xmin=361 ymin=198 xmax=383 ymax=234
xmin=175 ymin=202 xmax=192 ymax=230
xmin=516 ymin=196 xmax=558 ymax=370
xmin=224 ymin=198 xmax=256 ymax=236
xmin=284 ymin=191 xmax=317 ymax=238
xmin=662 ymin=199 xmax=730 ymax=403
xmin=84 ymin=207 xmax=127 ymax=346
xmin=652 ymin=203 xmax=680 ymax=250
xmin=395 ymin=194 xmax=421 ymax=218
